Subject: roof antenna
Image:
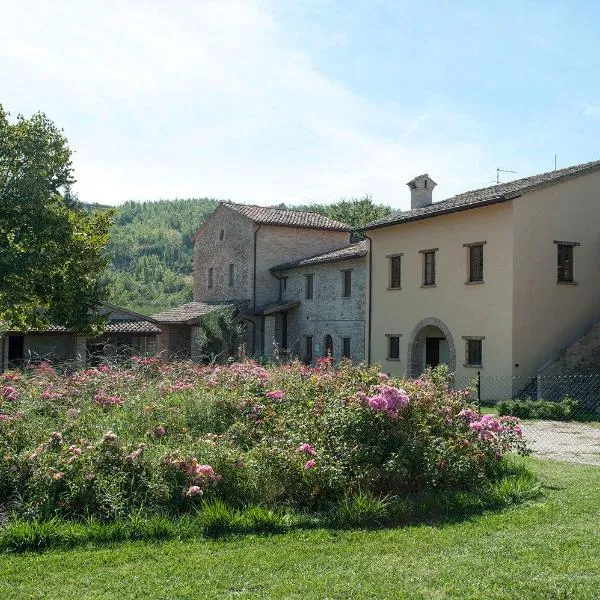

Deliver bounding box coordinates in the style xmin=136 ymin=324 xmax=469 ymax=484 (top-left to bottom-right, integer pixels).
xmin=496 ymin=167 xmax=517 ymax=184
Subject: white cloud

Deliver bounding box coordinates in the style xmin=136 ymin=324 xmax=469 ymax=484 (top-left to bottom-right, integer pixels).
xmin=0 ymin=0 xmax=491 ymax=209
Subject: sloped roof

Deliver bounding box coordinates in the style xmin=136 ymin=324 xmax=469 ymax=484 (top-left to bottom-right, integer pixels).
xmin=152 ymin=302 xmax=238 ymax=324
xmin=248 ymin=301 xmax=301 ymax=316
xmin=222 ymin=202 xmax=351 ymax=231
xmin=362 ymin=159 xmax=600 ymax=230
xmin=271 ymin=241 xmax=368 ymax=271
xmin=105 ymin=320 xmax=161 ymax=334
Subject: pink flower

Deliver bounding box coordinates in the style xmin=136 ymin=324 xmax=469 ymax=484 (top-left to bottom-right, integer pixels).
xmin=296 ymin=443 xmax=316 ymax=456
xmin=68 ymin=445 xmax=82 ymax=455
xmin=304 ymin=459 xmax=317 ymax=470
xmin=50 ymin=431 xmax=63 ymax=443
xmin=495 ymin=452 xmax=502 ymax=460
xmin=1 ymin=386 xmax=18 ymax=401
xmin=154 ymin=425 xmax=166 ymax=437
xmin=0 ymin=414 xmax=12 ymax=423
xmin=186 ymin=485 xmax=203 ymax=497
xmin=368 ymin=395 xmax=387 ymax=411
xmin=53 ymin=471 xmax=65 ymax=480
xmin=266 ymin=390 xmax=285 ymax=401
xmin=379 ymin=372 xmax=390 ymax=380
xmin=103 ymin=431 xmax=118 ymax=442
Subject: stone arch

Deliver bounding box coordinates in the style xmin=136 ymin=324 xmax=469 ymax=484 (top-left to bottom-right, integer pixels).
xmin=406 ymin=317 xmax=456 ymax=377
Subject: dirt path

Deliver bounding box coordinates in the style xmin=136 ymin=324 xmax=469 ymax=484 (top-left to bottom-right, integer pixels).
xmin=521 ymin=420 xmax=600 ymax=465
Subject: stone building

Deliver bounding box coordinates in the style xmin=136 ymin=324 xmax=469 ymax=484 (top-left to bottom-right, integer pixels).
xmin=0 ymin=303 xmax=160 ymax=371
xmin=362 ymin=159 xmax=600 ymax=398
xmin=153 ymin=201 xmax=366 ymax=362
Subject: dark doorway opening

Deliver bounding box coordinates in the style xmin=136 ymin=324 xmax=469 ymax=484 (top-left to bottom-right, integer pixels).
xmin=324 ymin=334 xmax=333 ymax=358
xmin=8 ymin=335 xmax=24 ymax=367
xmin=425 ymin=337 xmax=440 ymax=368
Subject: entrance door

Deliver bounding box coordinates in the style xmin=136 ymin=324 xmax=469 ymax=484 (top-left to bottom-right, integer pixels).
xmin=425 ymin=337 xmax=440 ymax=368
xmin=324 ymin=334 xmax=333 ymax=358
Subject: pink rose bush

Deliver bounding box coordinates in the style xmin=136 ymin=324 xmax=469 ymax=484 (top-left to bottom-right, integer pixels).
xmin=0 ymin=360 xmax=529 ymax=519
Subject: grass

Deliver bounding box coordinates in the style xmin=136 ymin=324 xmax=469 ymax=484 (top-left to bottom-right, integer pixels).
xmin=1 ymin=459 xmax=599 ymax=599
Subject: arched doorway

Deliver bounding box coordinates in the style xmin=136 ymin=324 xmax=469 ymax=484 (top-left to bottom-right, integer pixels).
xmin=323 ymin=334 xmax=333 ymax=358
xmin=406 ymin=318 xmax=456 ymax=377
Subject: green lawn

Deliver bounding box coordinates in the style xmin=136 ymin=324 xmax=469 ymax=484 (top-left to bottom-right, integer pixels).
xmin=1 ymin=459 xmax=599 ymax=600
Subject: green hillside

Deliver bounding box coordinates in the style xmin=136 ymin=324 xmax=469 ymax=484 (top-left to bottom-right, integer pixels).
xmin=94 ymin=197 xmax=390 ymax=316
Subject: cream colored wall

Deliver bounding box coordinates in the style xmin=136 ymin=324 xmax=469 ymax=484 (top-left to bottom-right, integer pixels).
xmin=368 ymin=202 xmax=514 ymax=379
xmin=512 ymin=171 xmax=600 ymax=377
xmin=254 ymin=226 xmax=349 ymax=307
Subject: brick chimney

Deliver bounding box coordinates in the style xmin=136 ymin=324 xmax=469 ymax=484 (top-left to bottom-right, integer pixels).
xmin=407 ymin=174 xmax=436 ymax=210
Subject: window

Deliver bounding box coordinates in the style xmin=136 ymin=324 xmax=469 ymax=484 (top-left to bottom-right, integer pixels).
xmin=421 ymin=249 xmax=437 ymax=286
xmin=468 ymin=244 xmax=484 ymax=282
xmin=342 ymin=270 xmax=352 ymax=297
xmin=387 ymin=335 xmax=400 ymax=360
xmin=208 ymin=267 xmax=214 ymax=289
xmin=463 ymin=337 xmax=483 ymax=367
xmin=555 ymin=241 xmax=579 ymax=283
xmin=305 ymin=274 xmax=314 ymax=300
xmin=389 ymin=255 xmax=402 ymax=289
xmin=219 ymin=229 xmax=224 ymax=241
xmin=305 ymin=336 xmax=313 ymax=363
xmin=342 ymin=337 xmax=351 ymax=359
xmin=228 ymin=263 xmax=234 ymax=287
xmin=279 ymin=277 xmax=287 ymax=299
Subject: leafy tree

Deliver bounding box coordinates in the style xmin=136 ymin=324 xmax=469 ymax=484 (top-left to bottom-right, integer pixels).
xmin=0 ymin=105 xmax=113 ymax=334
xmin=195 ymin=306 xmax=246 ymax=363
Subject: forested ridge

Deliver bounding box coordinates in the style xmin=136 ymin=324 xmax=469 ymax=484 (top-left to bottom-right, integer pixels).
xmin=91 ymin=197 xmax=390 ymax=315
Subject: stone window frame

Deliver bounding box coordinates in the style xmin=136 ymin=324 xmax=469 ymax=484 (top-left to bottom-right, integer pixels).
xmin=341 ymin=268 xmax=352 ymax=298
xmin=463 ymin=241 xmax=486 ymax=284
xmin=419 ymin=248 xmax=438 ymax=287
xmin=386 ymin=253 xmax=403 ymax=290
xmin=305 ymin=274 xmax=314 ymax=300
xmin=462 ymin=335 xmax=485 ymax=368
xmin=342 ymin=336 xmax=351 ymax=359
xmin=385 ymin=333 xmax=402 ymax=361
xmin=208 ymin=267 xmax=214 ymax=289
xmin=554 ymin=240 xmax=580 ymax=285
xmin=228 ymin=263 xmax=235 ymax=287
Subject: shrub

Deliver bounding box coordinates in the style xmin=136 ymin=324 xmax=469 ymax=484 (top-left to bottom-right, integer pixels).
xmin=0 ymin=360 xmax=529 ymax=521
xmin=497 ymin=396 xmax=579 ymax=421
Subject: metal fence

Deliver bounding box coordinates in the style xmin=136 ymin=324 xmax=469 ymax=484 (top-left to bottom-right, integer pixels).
xmin=452 ymin=373 xmax=600 ymax=466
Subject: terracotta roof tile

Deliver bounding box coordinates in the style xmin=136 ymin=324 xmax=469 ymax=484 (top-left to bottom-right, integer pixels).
xmin=272 ymin=241 xmax=367 ymax=271
xmin=363 ymin=159 xmax=600 ymax=230
xmin=105 ymin=320 xmax=161 ymax=334
xmin=152 ymin=302 xmax=240 ymax=324
xmin=222 ymin=202 xmax=351 ymax=231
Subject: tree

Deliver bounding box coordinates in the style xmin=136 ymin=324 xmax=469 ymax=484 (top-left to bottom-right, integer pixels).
xmin=195 ymin=306 xmax=246 ymax=363
xmin=0 ymin=105 xmax=113 ymax=334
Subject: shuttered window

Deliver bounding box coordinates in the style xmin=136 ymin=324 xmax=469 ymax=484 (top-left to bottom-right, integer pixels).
xmin=305 ymin=275 xmax=314 ymax=300
xmin=466 ymin=339 xmax=482 ymax=366
xmin=469 ymin=244 xmax=484 ymax=282
xmin=388 ymin=336 xmax=400 ymax=360
xmin=342 ymin=270 xmax=352 ymax=297
xmin=423 ymin=251 xmax=436 ymax=286
xmin=389 ymin=255 xmax=401 ymax=289
xmin=557 ymin=244 xmax=573 ymax=283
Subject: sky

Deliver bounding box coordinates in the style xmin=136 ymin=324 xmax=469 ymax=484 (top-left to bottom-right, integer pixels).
xmin=2 ymin=0 xmax=600 ymax=210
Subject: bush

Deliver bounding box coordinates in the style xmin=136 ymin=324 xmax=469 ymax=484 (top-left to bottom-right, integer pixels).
xmin=497 ymin=396 xmax=579 ymax=421
xmin=0 ymin=361 xmax=529 ymax=521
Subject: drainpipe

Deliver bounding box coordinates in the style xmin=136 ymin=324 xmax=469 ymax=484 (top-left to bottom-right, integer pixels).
xmin=364 ymin=232 xmax=373 ymax=364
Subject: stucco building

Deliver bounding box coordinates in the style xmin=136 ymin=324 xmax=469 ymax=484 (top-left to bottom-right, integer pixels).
xmin=362 ymin=160 xmax=600 ymax=397
xmin=153 ymin=202 xmax=367 ymax=363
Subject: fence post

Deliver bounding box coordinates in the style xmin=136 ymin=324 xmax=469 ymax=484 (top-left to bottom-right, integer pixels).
xmin=477 ymin=370 xmax=481 ymax=409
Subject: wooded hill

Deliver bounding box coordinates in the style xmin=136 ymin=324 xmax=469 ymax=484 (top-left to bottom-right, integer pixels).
xmin=92 ymin=197 xmax=391 ymax=315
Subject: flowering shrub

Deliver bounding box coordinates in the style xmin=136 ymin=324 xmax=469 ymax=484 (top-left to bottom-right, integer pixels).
xmin=0 ymin=361 xmax=528 ymax=520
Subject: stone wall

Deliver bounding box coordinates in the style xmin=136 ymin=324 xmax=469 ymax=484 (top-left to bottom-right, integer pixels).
xmin=281 ymin=256 xmax=366 ymax=363
xmin=255 ymin=225 xmax=350 ymax=307
xmin=193 ymin=204 xmax=255 ymax=304
xmin=157 ymin=324 xmax=192 ymax=359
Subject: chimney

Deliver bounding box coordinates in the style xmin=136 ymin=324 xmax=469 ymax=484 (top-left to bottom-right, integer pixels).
xmin=407 ymin=174 xmax=436 ymax=210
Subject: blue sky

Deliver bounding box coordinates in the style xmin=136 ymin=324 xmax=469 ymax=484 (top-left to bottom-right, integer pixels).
xmin=2 ymin=0 xmax=600 ymax=209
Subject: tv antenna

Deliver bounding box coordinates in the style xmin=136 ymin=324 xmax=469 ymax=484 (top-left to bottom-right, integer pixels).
xmin=496 ymin=167 xmax=517 ymax=184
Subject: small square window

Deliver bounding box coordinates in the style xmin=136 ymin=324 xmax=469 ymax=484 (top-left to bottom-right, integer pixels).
xmin=228 ymin=264 xmax=234 ymax=287
xmin=342 ymin=270 xmax=352 ymax=297
xmin=465 ymin=339 xmax=482 ymax=366
xmin=389 ymin=256 xmax=401 ymax=289
xmin=305 ymin=274 xmax=314 ymax=300
xmin=342 ymin=337 xmax=351 ymax=359
xmin=387 ymin=335 xmax=400 ymax=360
xmin=208 ymin=267 xmax=214 ymax=289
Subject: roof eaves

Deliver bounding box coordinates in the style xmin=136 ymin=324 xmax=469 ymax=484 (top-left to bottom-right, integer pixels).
xmin=271 ymin=249 xmax=367 ymax=271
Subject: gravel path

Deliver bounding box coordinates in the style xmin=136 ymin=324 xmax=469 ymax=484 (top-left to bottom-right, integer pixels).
xmin=521 ymin=420 xmax=600 ymax=465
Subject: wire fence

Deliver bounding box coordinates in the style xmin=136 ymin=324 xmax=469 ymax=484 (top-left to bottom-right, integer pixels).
xmin=452 ymin=373 xmax=600 ymax=465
